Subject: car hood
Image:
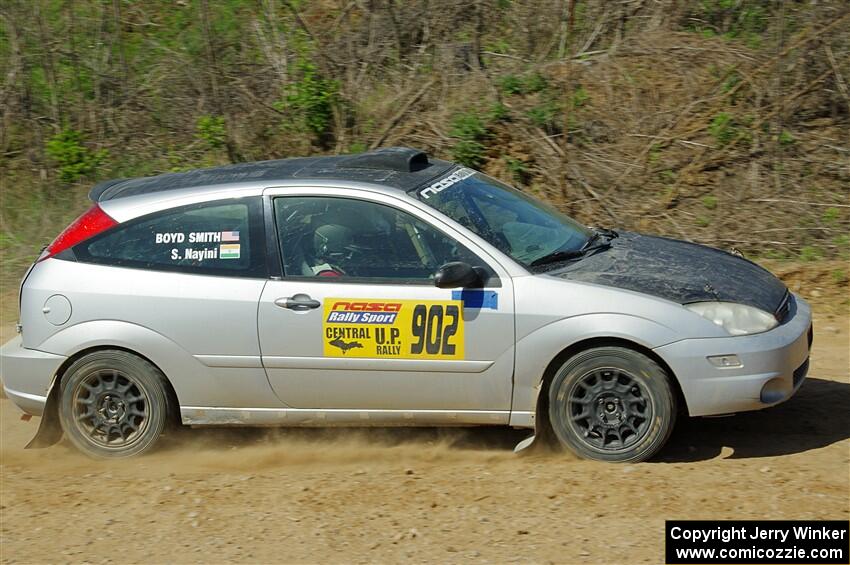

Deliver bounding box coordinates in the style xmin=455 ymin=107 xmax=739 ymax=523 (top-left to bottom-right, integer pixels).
xmin=546 ymin=231 xmax=787 ymax=314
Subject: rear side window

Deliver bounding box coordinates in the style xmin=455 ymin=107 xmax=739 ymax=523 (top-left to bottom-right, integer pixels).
xmin=73 ymin=198 xmax=266 ymax=277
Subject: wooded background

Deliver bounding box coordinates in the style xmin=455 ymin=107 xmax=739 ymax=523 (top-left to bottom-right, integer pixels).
xmin=1 ymin=0 xmax=848 ymax=285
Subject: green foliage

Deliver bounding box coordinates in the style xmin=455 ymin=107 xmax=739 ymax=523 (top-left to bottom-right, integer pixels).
xmin=701 ymin=195 xmax=718 ymax=209
xmin=732 ymin=3 xmax=769 ymax=35
xmin=449 ymin=112 xmax=490 ymax=167
xmin=450 ymin=112 xmax=488 ymax=142
xmin=498 ymin=73 xmax=558 ymax=132
xmin=45 ymin=128 xmax=108 ymax=183
xmin=798 ymin=246 xmax=823 ymax=262
xmin=648 ymin=143 xmax=662 ymax=163
xmin=571 ymin=86 xmax=590 ymax=108
xmin=523 ymin=73 xmax=548 ymax=94
xmin=498 ymin=72 xmax=548 ymax=96
xmin=499 ymin=75 xmax=524 ymax=95
xmin=505 ymin=157 xmax=531 ymax=185
xmin=484 ymin=39 xmax=512 ymax=54
xmin=165 ymin=150 xmax=192 ymax=173
xmin=489 ymin=102 xmax=510 ymax=122
xmin=527 ymin=102 xmax=560 ymax=132
xmin=277 ymin=61 xmax=339 ymax=138
xmin=721 ymin=71 xmax=741 ymax=93
xmin=762 ymin=249 xmax=788 ymax=260
xmin=195 ymin=115 xmax=227 ymax=149
xmin=834 ymin=235 xmax=850 ymax=260
xmin=1 ymin=0 xmax=846 ymax=274
xmin=822 ymin=207 xmax=840 ymax=224
xmin=711 ymin=65 xmax=744 ymax=102
xmin=832 ymin=269 xmax=848 ymax=284
xmin=348 ymin=141 xmax=368 ymax=154
xmin=744 ymin=33 xmax=762 ymax=49
xmin=689 ymin=0 xmax=769 ymax=41
xmin=778 ymin=130 xmax=796 ymax=146
xmin=709 ymin=112 xmax=745 ymax=146
xmin=833 ymin=234 xmax=850 ymax=249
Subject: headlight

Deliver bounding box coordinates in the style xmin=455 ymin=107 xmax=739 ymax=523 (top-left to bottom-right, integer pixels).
xmin=686 ymin=302 xmax=778 ymax=335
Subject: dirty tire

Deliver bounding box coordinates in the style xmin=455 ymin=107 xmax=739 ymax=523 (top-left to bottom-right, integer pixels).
xmin=59 ymin=350 xmax=170 ymax=459
xmin=548 ymin=346 xmax=676 ymax=463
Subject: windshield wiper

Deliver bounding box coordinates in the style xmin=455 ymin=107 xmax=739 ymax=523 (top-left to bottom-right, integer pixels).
xmin=593 ymin=227 xmax=619 ymax=240
xmin=581 ymin=231 xmax=602 ymax=250
xmin=529 ymin=249 xmax=585 ymax=267
xmin=529 ymin=228 xmax=618 ymax=268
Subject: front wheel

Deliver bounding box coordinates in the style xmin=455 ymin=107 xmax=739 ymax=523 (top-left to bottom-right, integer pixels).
xmin=59 ymin=350 xmax=170 ymax=459
xmin=548 ymin=346 xmax=677 ymax=462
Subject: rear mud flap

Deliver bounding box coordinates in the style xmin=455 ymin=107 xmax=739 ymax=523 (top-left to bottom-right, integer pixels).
xmin=513 ymin=434 xmax=536 ymax=453
xmin=25 ymin=380 xmax=63 ymax=449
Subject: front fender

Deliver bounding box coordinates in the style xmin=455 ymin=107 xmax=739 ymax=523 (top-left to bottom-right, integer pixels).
xmin=509 ymin=313 xmax=682 ymax=427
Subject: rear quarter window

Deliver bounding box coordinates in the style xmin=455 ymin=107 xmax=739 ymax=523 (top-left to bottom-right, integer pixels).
xmin=73 ymin=198 xmax=266 ymax=277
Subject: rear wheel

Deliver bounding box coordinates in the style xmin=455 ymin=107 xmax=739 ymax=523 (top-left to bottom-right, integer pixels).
xmin=548 ymin=346 xmax=676 ymax=462
xmin=59 ymin=350 xmax=170 ymax=459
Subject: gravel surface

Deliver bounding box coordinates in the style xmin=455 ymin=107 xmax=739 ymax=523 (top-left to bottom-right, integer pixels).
xmin=1 ymin=318 xmax=847 ymax=564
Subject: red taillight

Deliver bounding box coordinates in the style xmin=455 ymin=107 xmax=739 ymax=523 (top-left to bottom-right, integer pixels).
xmin=39 ymin=204 xmax=117 ymax=262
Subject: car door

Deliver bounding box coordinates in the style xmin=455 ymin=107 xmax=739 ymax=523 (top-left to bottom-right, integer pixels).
xmin=257 ymin=187 xmax=515 ymax=415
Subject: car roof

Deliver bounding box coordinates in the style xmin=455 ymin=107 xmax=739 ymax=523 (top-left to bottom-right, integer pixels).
xmin=89 ymin=147 xmax=455 ymax=203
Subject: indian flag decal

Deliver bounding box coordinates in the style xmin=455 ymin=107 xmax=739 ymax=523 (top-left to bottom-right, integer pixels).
xmin=219 ymin=244 xmax=241 ymax=259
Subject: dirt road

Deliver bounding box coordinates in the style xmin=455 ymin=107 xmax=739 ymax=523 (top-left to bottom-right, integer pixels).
xmin=1 ymin=316 xmax=848 ymax=564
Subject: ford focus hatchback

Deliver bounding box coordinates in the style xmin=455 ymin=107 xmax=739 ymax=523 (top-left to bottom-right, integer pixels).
xmin=0 ymin=147 xmax=813 ymax=461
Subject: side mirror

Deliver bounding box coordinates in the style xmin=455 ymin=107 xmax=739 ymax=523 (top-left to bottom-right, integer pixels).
xmin=434 ymin=262 xmax=481 ymax=289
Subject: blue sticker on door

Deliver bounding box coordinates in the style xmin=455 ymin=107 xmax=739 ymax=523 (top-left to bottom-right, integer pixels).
xmin=451 ymin=290 xmax=498 ymax=310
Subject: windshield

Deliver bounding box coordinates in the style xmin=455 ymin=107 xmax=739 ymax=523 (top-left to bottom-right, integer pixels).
xmin=413 ymin=169 xmax=591 ymax=267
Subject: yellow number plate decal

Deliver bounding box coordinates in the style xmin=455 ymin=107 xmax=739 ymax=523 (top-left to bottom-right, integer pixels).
xmin=323 ymin=298 xmax=464 ymax=359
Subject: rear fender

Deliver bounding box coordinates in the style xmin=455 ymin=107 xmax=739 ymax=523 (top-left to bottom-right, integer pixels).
xmin=36 ymin=320 xmax=279 ymax=413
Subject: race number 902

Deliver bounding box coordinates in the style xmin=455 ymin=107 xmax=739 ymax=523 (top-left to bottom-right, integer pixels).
xmin=410 ymin=304 xmax=460 ymax=355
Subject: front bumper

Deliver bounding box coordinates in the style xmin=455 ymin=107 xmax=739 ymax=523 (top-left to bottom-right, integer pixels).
xmin=654 ymin=294 xmax=812 ymax=417
xmin=0 ymin=335 xmax=65 ymax=416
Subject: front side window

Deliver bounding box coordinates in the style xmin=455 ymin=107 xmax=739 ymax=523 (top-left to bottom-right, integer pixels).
xmin=414 ymin=169 xmax=591 ymax=267
xmin=74 ymin=198 xmax=265 ymax=277
xmin=273 ymin=196 xmax=494 ymax=283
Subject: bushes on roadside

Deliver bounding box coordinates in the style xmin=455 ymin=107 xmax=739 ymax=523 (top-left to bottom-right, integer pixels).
xmin=276 ymin=61 xmax=339 ymax=144
xmin=449 ymin=112 xmax=490 ymax=168
xmin=45 ymin=129 xmax=109 ymax=183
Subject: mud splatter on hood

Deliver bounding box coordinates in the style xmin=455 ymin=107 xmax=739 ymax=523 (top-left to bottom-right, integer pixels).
xmin=547 ymin=232 xmax=788 ymax=314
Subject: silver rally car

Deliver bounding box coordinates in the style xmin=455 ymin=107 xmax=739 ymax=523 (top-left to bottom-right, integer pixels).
xmin=1 ymin=147 xmax=812 ymax=461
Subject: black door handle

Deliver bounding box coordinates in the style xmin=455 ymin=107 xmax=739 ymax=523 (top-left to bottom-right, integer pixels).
xmin=274 ymin=294 xmax=321 ymax=311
